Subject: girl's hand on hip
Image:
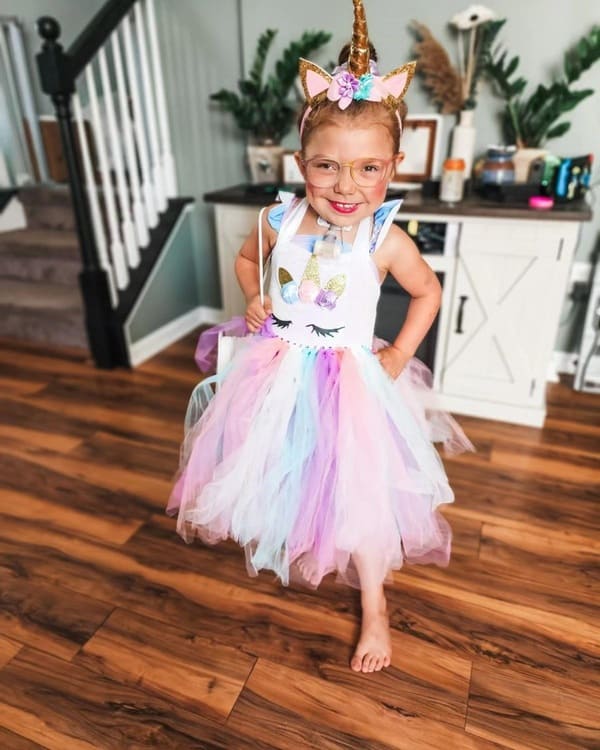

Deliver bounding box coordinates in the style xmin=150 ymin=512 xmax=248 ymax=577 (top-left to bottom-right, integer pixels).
xmin=245 ymin=294 xmax=272 ymax=332
xmin=376 ymin=345 xmax=411 ymax=379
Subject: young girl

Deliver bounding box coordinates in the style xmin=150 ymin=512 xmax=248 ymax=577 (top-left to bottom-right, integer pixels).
xmin=168 ymin=0 xmax=473 ymax=674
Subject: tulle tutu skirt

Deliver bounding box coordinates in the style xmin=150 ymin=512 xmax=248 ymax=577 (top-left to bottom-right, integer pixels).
xmin=167 ymin=318 xmax=474 ymax=589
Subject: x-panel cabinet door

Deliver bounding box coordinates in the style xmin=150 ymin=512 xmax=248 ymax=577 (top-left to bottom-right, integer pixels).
xmin=441 ymin=220 xmax=571 ymax=405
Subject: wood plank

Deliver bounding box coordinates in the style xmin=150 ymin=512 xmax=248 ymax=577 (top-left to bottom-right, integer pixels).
xmin=229 ymin=658 xmax=507 ymax=750
xmin=0 ymin=376 xmax=46 ymax=397
xmin=0 ymin=442 xmax=173 ymax=509
xmin=0 ymin=634 xmax=22 ymax=669
xmin=0 ymin=453 xmax=158 ymax=526
xmin=228 ymin=688 xmax=397 ymax=750
xmin=385 ymin=578 xmax=600 ymax=688
xmin=446 ymin=461 xmax=599 ymax=535
xmin=399 ymin=559 xmax=600 ymax=650
xmin=75 ymin=607 xmax=255 ymax=719
xmin=466 ymin=662 xmax=600 ymax=750
xmin=68 ymin=431 xmax=179 ymax=480
xmin=490 ymin=446 xmax=600 ymax=485
xmin=0 ymin=648 xmax=275 ymax=750
xmin=0 ymin=395 xmax=94 ymax=442
xmin=10 ymin=392 xmax=184 ymax=447
xmin=0 ymin=727 xmax=46 ymax=750
xmin=0 ymin=422 xmax=82 ymax=453
xmin=0 ymin=574 xmax=113 ymax=661
xmin=0 ymin=489 xmax=142 ymax=545
xmin=400 ymin=541 xmax=598 ymax=626
xmin=0 ymin=514 xmax=474 ymax=729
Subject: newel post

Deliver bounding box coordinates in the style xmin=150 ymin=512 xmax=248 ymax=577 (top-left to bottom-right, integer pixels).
xmin=36 ymin=17 xmax=127 ymax=368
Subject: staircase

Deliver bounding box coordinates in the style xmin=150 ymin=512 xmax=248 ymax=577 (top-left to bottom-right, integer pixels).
xmin=0 ymin=186 xmax=88 ymax=350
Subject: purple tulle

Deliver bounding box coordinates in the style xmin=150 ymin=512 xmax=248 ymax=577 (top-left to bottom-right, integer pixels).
xmin=194 ymin=316 xmax=248 ymax=372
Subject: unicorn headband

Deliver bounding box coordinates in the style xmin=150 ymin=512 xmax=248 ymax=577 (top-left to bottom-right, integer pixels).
xmin=298 ymin=0 xmax=416 ymax=137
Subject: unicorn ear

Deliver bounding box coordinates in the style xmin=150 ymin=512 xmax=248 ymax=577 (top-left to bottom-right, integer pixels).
xmin=325 ymin=274 xmax=346 ymax=298
xmin=299 ymin=58 xmax=332 ymax=104
xmin=302 ymin=254 xmax=321 ymax=286
xmin=382 ymin=61 xmax=416 ymax=104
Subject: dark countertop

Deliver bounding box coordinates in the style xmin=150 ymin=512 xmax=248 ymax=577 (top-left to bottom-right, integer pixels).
xmin=204 ymin=183 xmax=593 ymax=222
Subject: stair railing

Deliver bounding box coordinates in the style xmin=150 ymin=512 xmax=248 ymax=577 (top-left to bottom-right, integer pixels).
xmin=36 ymin=0 xmax=179 ymax=367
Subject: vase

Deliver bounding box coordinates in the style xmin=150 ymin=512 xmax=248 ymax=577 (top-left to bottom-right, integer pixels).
xmin=246 ymin=140 xmax=285 ymax=184
xmin=450 ymin=109 xmax=477 ymax=179
xmin=513 ymin=147 xmax=547 ymax=183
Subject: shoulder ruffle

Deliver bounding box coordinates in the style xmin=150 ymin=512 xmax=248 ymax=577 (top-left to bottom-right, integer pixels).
xmin=267 ymin=191 xmax=297 ymax=231
xmin=370 ymin=199 xmax=403 ymax=253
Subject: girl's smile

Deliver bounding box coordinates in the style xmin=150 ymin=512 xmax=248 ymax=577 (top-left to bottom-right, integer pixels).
xmin=297 ymin=120 xmax=402 ymax=227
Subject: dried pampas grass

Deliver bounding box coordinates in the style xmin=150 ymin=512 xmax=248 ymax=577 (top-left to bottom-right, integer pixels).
xmin=411 ymin=21 xmax=463 ymax=114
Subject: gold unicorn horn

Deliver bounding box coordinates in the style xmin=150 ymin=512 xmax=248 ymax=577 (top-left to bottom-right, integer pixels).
xmin=348 ymin=0 xmax=370 ymax=77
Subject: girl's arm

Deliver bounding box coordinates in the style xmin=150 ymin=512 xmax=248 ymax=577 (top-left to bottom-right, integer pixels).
xmin=234 ymin=205 xmax=278 ymax=332
xmin=374 ymin=225 xmax=442 ymax=377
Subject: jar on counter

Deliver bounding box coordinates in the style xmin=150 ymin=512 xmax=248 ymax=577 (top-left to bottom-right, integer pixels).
xmin=481 ymin=146 xmax=516 ymax=185
xmin=440 ymin=158 xmax=466 ymax=203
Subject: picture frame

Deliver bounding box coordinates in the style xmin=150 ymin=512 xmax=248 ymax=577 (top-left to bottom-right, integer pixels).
xmin=282 ymin=151 xmax=304 ymax=183
xmin=391 ymin=114 xmax=442 ymax=186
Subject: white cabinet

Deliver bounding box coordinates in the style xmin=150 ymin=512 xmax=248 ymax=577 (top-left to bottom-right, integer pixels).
xmin=209 ymin=202 xmax=582 ymax=427
xmin=214 ymin=204 xmax=257 ymax=319
xmin=437 ymin=218 xmax=579 ymax=425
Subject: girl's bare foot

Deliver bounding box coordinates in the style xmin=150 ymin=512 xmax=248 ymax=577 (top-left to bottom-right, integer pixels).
xmin=351 ymin=609 xmax=392 ymax=673
xmin=297 ymin=553 xmax=321 ymax=587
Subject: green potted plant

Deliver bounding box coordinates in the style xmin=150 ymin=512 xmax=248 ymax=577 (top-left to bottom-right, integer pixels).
xmin=210 ymin=28 xmax=331 ymax=183
xmin=485 ymin=25 xmax=599 ymax=179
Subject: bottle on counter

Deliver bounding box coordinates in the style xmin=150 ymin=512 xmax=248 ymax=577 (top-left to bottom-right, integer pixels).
xmin=481 ymin=146 xmax=516 ymax=185
xmin=440 ymin=158 xmax=466 ymax=203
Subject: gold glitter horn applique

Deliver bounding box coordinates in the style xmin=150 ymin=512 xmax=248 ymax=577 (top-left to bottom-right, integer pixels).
xmin=278 ymin=256 xmax=346 ymax=310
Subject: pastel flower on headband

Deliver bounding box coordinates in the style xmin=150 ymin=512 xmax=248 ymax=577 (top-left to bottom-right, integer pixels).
xmin=354 ymin=73 xmax=374 ymax=100
xmin=328 ymin=71 xmax=360 ymax=109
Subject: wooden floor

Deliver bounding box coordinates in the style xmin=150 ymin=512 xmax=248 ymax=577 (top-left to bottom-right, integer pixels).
xmin=0 ymin=333 xmax=598 ymax=750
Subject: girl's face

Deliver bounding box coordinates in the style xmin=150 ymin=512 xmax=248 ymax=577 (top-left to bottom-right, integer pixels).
xmin=296 ymin=119 xmax=403 ymax=228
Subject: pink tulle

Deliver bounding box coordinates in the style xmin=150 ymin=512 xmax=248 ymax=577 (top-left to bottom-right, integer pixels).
xmin=168 ymin=327 xmax=474 ymax=589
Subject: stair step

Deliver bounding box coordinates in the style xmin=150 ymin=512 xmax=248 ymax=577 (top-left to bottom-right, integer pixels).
xmin=18 ymin=185 xmax=76 ymax=231
xmin=0 ymin=228 xmax=80 ymax=285
xmin=0 ymin=279 xmax=87 ymax=350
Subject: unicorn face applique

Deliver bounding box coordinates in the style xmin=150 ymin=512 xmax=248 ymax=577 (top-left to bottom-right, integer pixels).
xmin=279 ymin=255 xmax=346 ymax=310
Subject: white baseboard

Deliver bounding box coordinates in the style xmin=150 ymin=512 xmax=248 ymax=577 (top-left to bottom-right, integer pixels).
xmin=127 ymin=305 xmax=225 ymax=367
xmin=0 ymin=197 xmax=26 ymax=233
xmin=547 ymin=350 xmax=578 ymax=382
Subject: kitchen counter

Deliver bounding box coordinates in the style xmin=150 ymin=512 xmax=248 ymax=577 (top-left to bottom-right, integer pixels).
xmin=203 ymin=183 xmax=593 ymax=222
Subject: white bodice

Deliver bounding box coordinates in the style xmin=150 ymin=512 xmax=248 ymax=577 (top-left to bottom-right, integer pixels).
xmin=268 ymin=198 xmax=399 ymax=348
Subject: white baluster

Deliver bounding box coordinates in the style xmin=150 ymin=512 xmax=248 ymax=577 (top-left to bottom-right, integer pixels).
xmin=111 ymin=28 xmax=150 ymax=248
xmin=98 ymin=47 xmax=140 ymax=269
xmin=0 ymin=26 xmax=34 ymax=183
xmin=145 ymin=0 xmax=177 ymax=197
xmin=121 ymin=14 xmax=158 ymax=229
xmin=8 ymin=21 xmax=49 ymax=182
xmin=134 ymin=2 xmax=167 ymax=212
xmin=85 ymin=64 xmax=129 ymax=290
xmin=73 ymin=91 xmax=118 ymax=307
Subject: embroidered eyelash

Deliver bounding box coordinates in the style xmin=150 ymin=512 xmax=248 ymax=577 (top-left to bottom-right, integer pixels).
xmin=305 ymin=324 xmax=345 ymax=338
xmin=272 ymin=314 xmax=292 ymax=329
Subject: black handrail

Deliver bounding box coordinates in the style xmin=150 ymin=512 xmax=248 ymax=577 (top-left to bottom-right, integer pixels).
xmin=69 ymin=0 xmax=136 ymax=80
xmin=35 ymin=11 xmax=131 ymax=368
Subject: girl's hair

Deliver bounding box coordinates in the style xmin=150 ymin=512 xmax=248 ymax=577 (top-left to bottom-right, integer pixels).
xmin=298 ymin=42 xmax=408 ymax=153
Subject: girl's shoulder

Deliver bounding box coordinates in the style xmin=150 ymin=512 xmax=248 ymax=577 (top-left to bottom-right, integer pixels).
xmin=267 ymin=191 xmax=300 ymax=232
